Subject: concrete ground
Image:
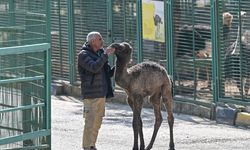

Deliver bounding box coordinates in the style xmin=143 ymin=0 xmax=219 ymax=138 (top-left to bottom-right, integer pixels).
xmin=52 ymin=96 xmax=250 ymax=150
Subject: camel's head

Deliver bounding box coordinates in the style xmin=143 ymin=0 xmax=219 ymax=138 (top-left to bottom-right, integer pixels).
xmin=109 ymin=42 xmax=132 ymax=63
xmin=223 ymin=12 xmax=233 ymax=27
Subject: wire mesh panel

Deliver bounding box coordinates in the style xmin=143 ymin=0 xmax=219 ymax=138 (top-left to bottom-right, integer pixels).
xmin=0 ymin=44 xmax=51 ymax=149
xmin=173 ymin=0 xmax=213 ymax=103
xmin=50 ymin=0 xmax=137 ymax=83
xmin=73 ymin=0 xmax=109 ymax=82
xmin=142 ymin=0 xmax=166 ymax=67
xmin=0 ymin=0 xmax=48 ymax=47
xmin=218 ymin=0 xmax=250 ymax=104
xmin=50 ymin=0 xmax=70 ymax=81
xmin=112 ymin=0 xmax=137 ymax=64
xmin=112 ymin=0 xmax=126 ymax=43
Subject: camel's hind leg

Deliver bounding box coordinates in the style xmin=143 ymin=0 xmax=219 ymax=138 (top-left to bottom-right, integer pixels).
xmin=146 ymin=92 xmax=162 ymax=150
xmin=162 ymin=84 xmax=175 ymax=150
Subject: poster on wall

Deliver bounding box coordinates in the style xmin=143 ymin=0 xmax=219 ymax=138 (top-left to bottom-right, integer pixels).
xmin=142 ymin=0 xmax=165 ymax=42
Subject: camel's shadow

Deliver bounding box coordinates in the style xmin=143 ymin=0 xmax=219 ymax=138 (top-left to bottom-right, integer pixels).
xmin=104 ymin=102 xmax=217 ymax=127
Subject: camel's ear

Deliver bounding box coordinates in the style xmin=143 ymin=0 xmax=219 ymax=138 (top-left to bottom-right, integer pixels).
xmin=109 ymin=43 xmax=124 ymax=50
xmin=241 ymin=11 xmax=247 ymax=18
xmin=121 ymin=42 xmax=132 ymax=53
xmin=129 ymin=58 xmax=133 ymax=63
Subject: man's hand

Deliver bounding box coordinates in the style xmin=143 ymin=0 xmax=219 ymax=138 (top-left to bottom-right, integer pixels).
xmin=104 ymin=47 xmax=115 ymax=56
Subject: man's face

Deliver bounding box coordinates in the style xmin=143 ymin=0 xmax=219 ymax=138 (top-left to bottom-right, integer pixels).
xmin=92 ymin=35 xmax=104 ymax=51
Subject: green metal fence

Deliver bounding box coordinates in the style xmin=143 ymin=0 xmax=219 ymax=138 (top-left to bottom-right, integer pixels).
xmin=50 ymin=0 xmax=250 ymax=106
xmin=142 ymin=0 xmax=167 ymax=67
xmin=217 ymin=0 xmax=250 ymax=105
xmin=0 ymin=0 xmax=51 ymax=149
xmin=51 ymin=0 xmax=138 ymax=83
xmin=111 ymin=0 xmax=138 ymax=63
xmin=173 ymin=0 xmax=213 ymax=105
xmin=73 ymin=0 xmax=109 ymax=83
xmin=51 ymin=0 xmax=70 ymax=82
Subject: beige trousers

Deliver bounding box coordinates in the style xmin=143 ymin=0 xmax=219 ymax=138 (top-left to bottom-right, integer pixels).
xmin=82 ymin=98 xmax=105 ymax=148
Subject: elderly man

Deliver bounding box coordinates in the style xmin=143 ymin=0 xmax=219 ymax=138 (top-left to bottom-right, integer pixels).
xmin=78 ymin=31 xmax=115 ymax=150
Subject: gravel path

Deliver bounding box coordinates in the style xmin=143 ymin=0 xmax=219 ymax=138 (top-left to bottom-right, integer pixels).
xmin=52 ymin=96 xmax=250 ymax=150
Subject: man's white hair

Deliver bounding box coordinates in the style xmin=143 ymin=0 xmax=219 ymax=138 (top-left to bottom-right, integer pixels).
xmin=86 ymin=31 xmax=101 ymax=43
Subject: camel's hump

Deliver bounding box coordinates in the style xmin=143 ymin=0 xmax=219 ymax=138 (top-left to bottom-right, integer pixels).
xmin=128 ymin=61 xmax=168 ymax=75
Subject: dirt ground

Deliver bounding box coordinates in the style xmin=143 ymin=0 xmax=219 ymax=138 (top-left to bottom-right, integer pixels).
xmin=52 ymin=95 xmax=250 ymax=150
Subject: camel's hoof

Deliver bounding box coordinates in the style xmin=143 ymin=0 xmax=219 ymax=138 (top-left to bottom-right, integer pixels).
xmin=140 ymin=147 xmax=145 ymax=150
xmin=169 ymin=143 xmax=175 ymax=150
xmin=145 ymin=145 xmax=152 ymax=150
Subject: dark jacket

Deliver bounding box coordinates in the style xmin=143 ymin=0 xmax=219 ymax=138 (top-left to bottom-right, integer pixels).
xmin=78 ymin=44 xmax=114 ymax=99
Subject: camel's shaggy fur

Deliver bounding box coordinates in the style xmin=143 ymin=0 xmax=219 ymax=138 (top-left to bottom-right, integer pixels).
xmin=110 ymin=42 xmax=175 ymax=150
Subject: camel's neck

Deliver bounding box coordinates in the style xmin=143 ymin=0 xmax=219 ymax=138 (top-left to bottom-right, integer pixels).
xmin=234 ymin=20 xmax=245 ymax=53
xmin=115 ymin=59 xmax=130 ymax=89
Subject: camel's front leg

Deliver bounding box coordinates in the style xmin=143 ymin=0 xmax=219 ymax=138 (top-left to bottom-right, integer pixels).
xmin=132 ymin=113 xmax=139 ymax=150
xmin=131 ymin=96 xmax=144 ymax=150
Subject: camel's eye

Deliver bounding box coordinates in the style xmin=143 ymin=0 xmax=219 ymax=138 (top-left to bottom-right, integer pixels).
xmin=122 ymin=47 xmax=130 ymax=54
xmin=125 ymin=48 xmax=132 ymax=54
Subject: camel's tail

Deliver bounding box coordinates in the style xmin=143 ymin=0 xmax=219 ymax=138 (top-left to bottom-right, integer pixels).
xmin=168 ymin=75 xmax=174 ymax=98
xmin=161 ymin=75 xmax=174 ymax=100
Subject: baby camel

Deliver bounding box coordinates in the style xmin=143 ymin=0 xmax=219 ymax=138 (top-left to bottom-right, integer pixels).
xmin=110 ymin=42 xmax=175 ymax=150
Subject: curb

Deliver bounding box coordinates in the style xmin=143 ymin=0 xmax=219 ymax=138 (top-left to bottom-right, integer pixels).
xmin=235 ymin=112 xmax=250 ymax=127
xmin=215 ymin=106 xmax=237 ymax=126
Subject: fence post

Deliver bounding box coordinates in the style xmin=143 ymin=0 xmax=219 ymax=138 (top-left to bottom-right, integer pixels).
xmin=67 ymin=0 xmax=75 ymax=84
xmin=107 ymin=0 xmax=114 ymax=66
xmin=166 ymin=0 xmax=174 ymax=76
xmin=210 ymin=0 xmax=219 ymax=103
xmin=46 ymin=0 xmax=51 ymax=148
xmin=136 ymin=0 xmax=142 ymax=63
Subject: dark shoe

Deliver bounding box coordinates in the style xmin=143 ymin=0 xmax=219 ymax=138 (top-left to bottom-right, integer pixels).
xmin=83 ymin=146 xmax=96 ymax=150
xmin=90 ymin=146 xmax=97 ymax=150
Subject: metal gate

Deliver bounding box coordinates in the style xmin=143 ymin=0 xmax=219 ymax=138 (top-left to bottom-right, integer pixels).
xmin=0 ymin=0 xmax=51 ymax=149
xmin=216 ymin=0 xmax=250 ymax=105
xmin=172 ymin=0 xmax=213 ymax=105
